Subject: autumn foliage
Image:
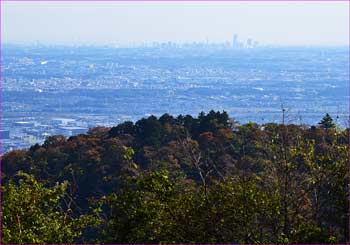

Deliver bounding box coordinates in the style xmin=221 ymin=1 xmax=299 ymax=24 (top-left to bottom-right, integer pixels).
xmin=1 ymin=111 xmax=349 ymax=243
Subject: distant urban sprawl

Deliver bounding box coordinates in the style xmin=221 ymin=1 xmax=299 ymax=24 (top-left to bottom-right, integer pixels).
xmin=2 ymin=38 xmax=348 ymax=153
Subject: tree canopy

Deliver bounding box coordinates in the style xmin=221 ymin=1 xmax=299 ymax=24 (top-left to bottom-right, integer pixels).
xmin=318 ymin=113 xmax=336 ymax=129
xmin=1 ymin=111 xmax=348 ymax=243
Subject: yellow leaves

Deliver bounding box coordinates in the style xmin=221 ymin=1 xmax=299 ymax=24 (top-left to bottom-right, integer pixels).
xmin=132 ymin=162 xmax=139 ymax=169
xmin=255 ymin=175 xmax=262 ymax=182
xmin=123 ymin=146 xmax=135 ymax=161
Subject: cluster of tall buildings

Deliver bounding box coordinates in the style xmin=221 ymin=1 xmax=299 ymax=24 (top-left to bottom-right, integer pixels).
xmin=232 ymin=34 xmax=258 ymax=49
xmin=105 ymin=34 xmax=260 ymax=49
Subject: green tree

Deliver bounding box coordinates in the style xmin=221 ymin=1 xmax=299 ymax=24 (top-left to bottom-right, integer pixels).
xmin=2 ymin=172 xmax=95 ymax=244
xmin=1 ymin=111 xmax=349 ymax=243
xmin=318 ymin=113 xmax=336 ymax=129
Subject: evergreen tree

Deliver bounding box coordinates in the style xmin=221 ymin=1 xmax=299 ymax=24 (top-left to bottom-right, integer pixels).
xmin=318 ymin=113 xmax=336 ymax=129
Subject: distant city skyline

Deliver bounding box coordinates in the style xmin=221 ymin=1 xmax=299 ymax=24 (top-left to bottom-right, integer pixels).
xmin=2 ymin=1 xmax=349 ymax=46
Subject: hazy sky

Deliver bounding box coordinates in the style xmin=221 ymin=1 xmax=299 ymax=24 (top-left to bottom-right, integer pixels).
xmin=2 ymin=1 xmax=349 ymax=46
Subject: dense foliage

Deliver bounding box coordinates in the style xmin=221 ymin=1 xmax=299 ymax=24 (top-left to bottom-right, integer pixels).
xmin=1 ymin=111 xmax=349 ymax=243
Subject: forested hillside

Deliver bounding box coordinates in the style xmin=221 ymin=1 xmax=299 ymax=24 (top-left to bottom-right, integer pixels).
xmin=1 ymin=111 xmax=349 ymax=243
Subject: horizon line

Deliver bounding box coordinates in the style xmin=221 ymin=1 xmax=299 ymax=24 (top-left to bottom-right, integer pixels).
xmin=1 ymin=0 xmax=349 ymax=2
xmin=3 ymin=42 xmax=348 ymax=48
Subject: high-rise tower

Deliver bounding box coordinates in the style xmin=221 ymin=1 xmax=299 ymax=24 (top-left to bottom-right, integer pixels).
xmin=232 ymin=34 xmax=238 ymax=48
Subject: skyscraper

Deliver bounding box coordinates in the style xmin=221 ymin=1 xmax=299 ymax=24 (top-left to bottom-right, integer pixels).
xmin=232 ymin=34 xmax=238 ymax=48
xmin=246 ymin=38 xmax=253 ymax=48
